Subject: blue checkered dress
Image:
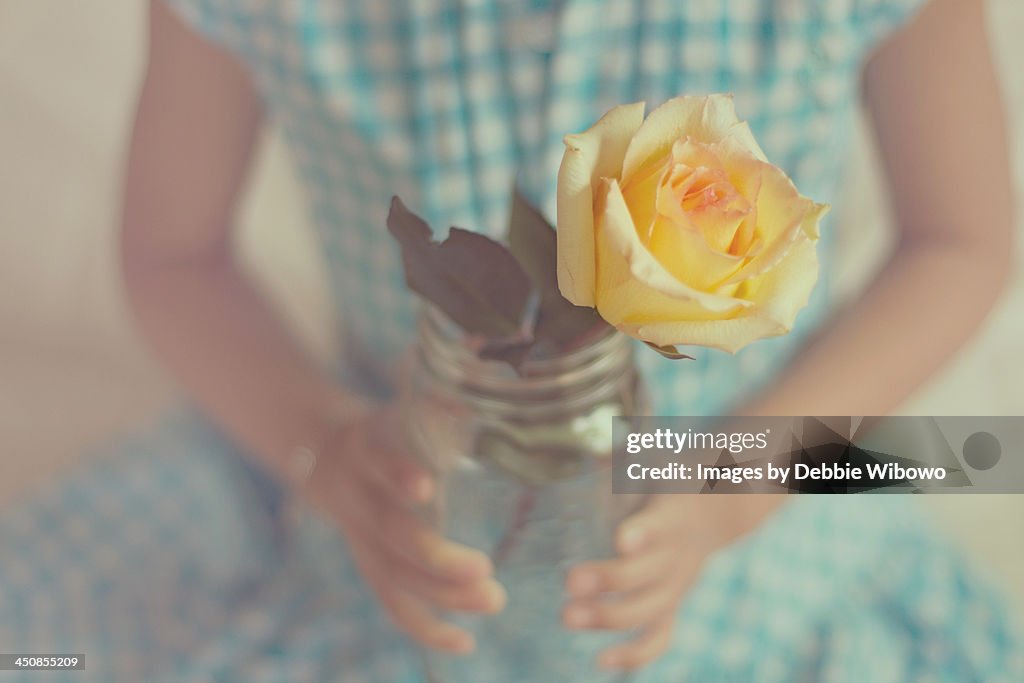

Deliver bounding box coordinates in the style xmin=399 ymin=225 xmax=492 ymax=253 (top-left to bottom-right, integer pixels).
xmin=2 ymin=1 xmax=1022 ymax=681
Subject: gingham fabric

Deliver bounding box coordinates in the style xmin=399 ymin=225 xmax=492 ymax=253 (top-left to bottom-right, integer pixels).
xmin=159 ymin=0 xmax=930 ymax=413
xmin=3 ymin=1 xmax=1023 ymax=681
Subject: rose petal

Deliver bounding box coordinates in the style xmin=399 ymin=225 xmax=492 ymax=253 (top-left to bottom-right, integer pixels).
xmin=723 ymin=121 xmax=769 ymax=162
xmin=712 ymin=141 xmax=828 ymax=285
xmin=593 ymin=179 xmax=749 ymax=328
xmin=630 ymin=234 xmax=819 ymax=353
xmin=723 ymin=194 xmax=825 ymax=286
xmin=660 ymin=137 xmax=754 ymax=256
xmin=624 ymin=316 xmax=785 ymax=354
xmin=619 ymin=154 xmax=666 ymax=238
xmin=736 ymin=233 xmax=820 ymax=329
xmin=557 ymin=102 xmax=646 ymax=307
xmin=646 ymin=213 xmax=745 ymax=291
xmin=620 ymin=95 xmax=742 ymax=185
xmin=723 ymin=171 xmax=762 ymax=256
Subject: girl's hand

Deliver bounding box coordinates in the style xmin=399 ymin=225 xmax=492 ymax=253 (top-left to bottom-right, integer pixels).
xmin=301 ymin=406 xmax=507 ymax=654
xmin=563 ymin=495 xmax=785 ymax=671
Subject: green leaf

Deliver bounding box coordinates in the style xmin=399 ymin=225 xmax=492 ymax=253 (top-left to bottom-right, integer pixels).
xmin=506 ymin=188 xmax=611 ymax=352
xmin=387 ymin=197 xmax=535 ymax=341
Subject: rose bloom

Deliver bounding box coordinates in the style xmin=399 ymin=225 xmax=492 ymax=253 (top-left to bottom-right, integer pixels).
xmin=556 ymin=95 xmax=828 ymax=353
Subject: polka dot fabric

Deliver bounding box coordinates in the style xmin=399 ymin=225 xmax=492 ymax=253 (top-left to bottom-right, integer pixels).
xmin=4 ymin=1 xmax=1022 ymax=681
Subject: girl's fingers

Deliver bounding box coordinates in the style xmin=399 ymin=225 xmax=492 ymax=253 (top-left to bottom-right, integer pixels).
xmin=372 ymin=581 xmax=476 ymax=654
xmin=348 ymin=542 xmax=474 ymax=654
xmin=335 ymin=413 xmax=434 ymax=504
xmin=598 ymin=613 xmax=676 ymax=671
xmin=376 ymin=500 xmax=493 ymax=581
xmin=342 ymin=480 xmax=493 ymax=582
xmin=566 ymin=547 xmax=678 ymax=597
xmin=385 ymin=557 xmax=507 ymax=615
xmin=614 ymin=496 xmax=687 ymax=556
xmin=359 ymin=444 xmax=434 ymax=504
xmin=366 ymin=411 xmax=438 ymax=503
xmin=563 ymin=575 xmax=684 ymax=632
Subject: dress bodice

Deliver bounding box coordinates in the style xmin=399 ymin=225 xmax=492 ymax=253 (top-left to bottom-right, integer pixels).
xmin=166 ymin=0 xmax=924 ymax=413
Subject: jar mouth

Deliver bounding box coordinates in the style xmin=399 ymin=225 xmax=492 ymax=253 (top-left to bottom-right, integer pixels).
xmin=417 ymin=305 xmax=633 ymax=407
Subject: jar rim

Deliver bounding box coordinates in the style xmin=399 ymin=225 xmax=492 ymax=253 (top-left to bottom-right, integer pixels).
xmin=418 ymin=304 xmax=633 ymax=399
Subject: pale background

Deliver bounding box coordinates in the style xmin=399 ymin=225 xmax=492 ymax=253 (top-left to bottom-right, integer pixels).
xmin=1 ymin=1 xmax=1022 ymax=606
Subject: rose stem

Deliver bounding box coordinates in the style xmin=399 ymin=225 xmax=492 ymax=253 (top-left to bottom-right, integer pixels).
xmin=492 ymin=487 xmax=539 ymax=568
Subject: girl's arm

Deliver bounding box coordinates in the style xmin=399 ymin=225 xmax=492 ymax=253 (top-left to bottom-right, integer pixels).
xmin=123 ymin=1 xmax=503 ymax=652
xmin=743 ymin=0 xmax=1015 ymax=416
xmin=568 ymin=0 xmax=1015 ymax=671
xmin=122 ymin=1 xmax=337 ymax=475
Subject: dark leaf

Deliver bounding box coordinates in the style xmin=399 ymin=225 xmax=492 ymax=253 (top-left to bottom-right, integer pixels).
xmin=387 ymin=197 xmax=535 ymax=340
xmin=475 ymin=291 xmax=541 ymax=370
xmin=506 ymin=187 xmax=558 ymax=287
xmin=643 ymin=340 xmax=695 ymax=361
xmin=506 ymin=187 xmax=611 ymax=350
xmin=477 ymin=336 xmax=536 ymax=369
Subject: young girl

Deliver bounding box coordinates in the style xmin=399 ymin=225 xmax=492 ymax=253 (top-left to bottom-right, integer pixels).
xmin=2 ymin=0 xmax=1019 ymax=680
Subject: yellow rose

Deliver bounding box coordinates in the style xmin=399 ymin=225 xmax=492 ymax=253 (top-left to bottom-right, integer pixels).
xmin=556 ymin=95 xmax=828 ymax=354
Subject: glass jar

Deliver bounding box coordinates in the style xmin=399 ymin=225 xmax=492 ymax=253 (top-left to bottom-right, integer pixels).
xmin=402 ymin=306 xmax=647 ymax=683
